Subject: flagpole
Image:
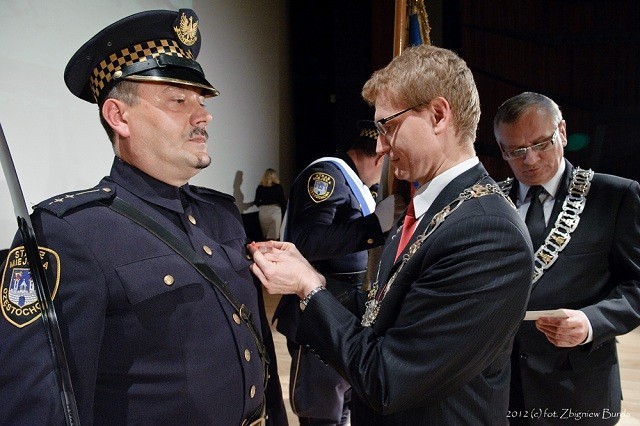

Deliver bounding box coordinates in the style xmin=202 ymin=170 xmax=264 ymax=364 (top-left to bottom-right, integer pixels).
xmin=393 ymin=0 xmax=408 ymax=56
xmin=387 ymin=0 xmax=412 ymax=206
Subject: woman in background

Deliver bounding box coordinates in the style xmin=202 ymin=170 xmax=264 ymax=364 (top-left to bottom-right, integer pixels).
xmin=254 ymin=168 xmax=286 ymax=240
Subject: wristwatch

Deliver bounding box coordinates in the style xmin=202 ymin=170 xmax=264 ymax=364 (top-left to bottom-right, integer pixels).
xmin=299 ymin=286 xmax=326 ymax=311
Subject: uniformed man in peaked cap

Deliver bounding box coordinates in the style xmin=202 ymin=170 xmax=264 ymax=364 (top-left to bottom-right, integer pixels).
xmin=0 ymin=9 xmax=287 ymax=425
xmin=273 ymin=120 xmax=396 ymax=425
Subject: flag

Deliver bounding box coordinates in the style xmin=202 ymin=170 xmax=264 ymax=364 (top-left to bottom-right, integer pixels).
xmin=387 ymin=0 xmax=432 ymax=201
xmin=408 ymin=0 xmax=431 ymax=47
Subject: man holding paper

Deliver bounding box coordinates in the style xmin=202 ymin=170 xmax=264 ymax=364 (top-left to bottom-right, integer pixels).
xmin=494 ymin=92 xmax=640 ymax=424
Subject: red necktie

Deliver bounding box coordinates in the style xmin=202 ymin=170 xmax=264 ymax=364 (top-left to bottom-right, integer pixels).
xmin=395 ymin=200 xmax=417 ymax=260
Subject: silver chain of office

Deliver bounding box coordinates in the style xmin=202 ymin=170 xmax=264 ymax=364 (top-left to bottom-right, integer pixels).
xmin=362 ymin=183 xmax=513 ymax=327
xmin=502 ymin=167 xmax=594 ymax=284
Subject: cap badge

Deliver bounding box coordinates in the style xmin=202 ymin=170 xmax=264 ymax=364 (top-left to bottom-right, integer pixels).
xmin=173 ymin=12 xmax=198 ymax=47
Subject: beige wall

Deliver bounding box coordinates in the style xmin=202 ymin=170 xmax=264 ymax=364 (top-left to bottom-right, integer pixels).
xmin=0 ymin=0 xmax=292 ymax=246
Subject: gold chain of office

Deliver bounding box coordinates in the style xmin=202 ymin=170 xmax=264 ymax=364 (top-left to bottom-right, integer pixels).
xmin=501 ymin=167 xmax=594 ymax=284
xmin=361 ymin=183 xmax=514 ymax=327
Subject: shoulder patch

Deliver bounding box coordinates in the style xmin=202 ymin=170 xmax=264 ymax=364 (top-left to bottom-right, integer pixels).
xmin=35 ymin=185 xmax=116 ymax=217
xmin=307 ymin=172 xmax=335 ymax=203
xmin=189 ymin=185 xmax=235 ymax=202
xmin=1 ymin=246 xmax=61 ymax=328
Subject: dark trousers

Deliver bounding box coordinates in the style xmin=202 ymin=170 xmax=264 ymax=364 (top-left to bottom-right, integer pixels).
xmin=287 ymin=341 xmax=350 ymax=425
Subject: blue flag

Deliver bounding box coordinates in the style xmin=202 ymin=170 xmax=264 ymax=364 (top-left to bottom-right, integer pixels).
xmin=408 ymin=1 xmax=430 ymax=47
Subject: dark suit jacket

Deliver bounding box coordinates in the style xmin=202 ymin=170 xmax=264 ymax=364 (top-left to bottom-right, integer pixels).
xmin=509 ymin=160 xmax=640 ymax=422
xmin=296 ymin=163 xmax=534 ymax=425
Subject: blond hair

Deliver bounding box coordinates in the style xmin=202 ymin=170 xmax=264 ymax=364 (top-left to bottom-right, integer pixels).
xmin=260 ymin=168 xmax=280 ymax=186
xmin=362 ymin=45 xmax=480 ymax=145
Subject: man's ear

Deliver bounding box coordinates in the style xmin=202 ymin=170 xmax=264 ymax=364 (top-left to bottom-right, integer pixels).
xmin=102 ymin=99 xmax=130 ymax=138
xmin=558 ymin=119 xmax=568 ymax=146
xmin=429 ymin=97 xmax=452 ymax=134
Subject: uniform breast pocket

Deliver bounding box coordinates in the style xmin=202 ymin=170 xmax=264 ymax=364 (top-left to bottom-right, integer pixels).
xmin=219 ymin=241 xmax=253 ymax=272
xmin=116 ymin=254 xmax=203 ymax=305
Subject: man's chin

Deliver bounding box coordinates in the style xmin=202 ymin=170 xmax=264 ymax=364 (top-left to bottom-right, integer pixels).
xmin=195 ymin=154 xmax=212 ymax=169
xmin=394 ymin=170 xmax=409 ymax=182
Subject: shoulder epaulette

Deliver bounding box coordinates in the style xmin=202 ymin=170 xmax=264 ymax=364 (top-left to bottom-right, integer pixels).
xmin=190 ymin=185 xmax=235 ymax=203
xmin=34 ymin=185 xmax=116 ymax=217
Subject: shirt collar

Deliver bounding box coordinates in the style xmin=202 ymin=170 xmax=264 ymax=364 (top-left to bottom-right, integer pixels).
xmin=412 ymin=156 xmax=480 ymax=219
xmin=109 ymin=157 xmax=187 ymax=213
xmin=517 ymin=159 xmax=566 ymax=203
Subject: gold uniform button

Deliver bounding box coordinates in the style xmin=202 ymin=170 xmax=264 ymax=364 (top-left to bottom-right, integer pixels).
xmin=250 ymin=385 xmax=256 ymax=398
xmin=203 ymin=245 xmax=213 ymax=256
xmin=188 ymin=214 xmax=197 ymax=225
xmin=367 ymin=238 xmax=374 ymax=244
xmin=102 ymin=187 xmax=112 ymax=193
xmin=163 ymin=275 xmax=175 ymax=286
xmin=232 ymin=313 xmax=241 ymax=324
xmin=244 ymin=349 xmax=251 ymax=362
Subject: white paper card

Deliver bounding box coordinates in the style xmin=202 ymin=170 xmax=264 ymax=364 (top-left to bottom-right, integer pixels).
xmin=523 ymin=309 xmax=568 ymax=321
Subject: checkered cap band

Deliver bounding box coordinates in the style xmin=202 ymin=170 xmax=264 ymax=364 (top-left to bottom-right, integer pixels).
xmin=359 ymin=128 xmax=378 ymax=140
xmin=89 ymin=39 xmax=193 ymax=102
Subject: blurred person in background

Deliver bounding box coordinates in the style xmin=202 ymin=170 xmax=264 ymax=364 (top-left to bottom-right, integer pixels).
xmin=254 ymin=168 xmax=287 ymax=240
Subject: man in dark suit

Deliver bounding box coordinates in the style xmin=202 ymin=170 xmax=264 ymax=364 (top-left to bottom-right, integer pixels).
xmin=0 ymin=9 xmax=286 ymax=425
xmin=248 ymin=45 xmax=534 ymax=425
xmin=494 ymin=91 xmax=640 ymax=424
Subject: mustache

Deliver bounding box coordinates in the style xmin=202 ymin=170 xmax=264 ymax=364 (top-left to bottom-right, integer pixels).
xmin=189 ymin=128 xmax=209 ymax=140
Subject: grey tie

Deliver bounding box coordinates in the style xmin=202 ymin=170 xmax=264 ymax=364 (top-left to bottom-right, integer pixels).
xmin=525 ymin=185 xmax=546 ymax=248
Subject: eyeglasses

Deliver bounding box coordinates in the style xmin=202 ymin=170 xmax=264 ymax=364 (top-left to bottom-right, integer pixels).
xmin=375 ymin=104 xmax=422 ymax=135
xmin=501 ymin=127 xmax=559 ymax=160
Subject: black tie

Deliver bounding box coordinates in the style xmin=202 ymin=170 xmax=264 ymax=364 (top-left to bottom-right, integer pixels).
xmin=525 ymin=185 xmax=546 ymax=248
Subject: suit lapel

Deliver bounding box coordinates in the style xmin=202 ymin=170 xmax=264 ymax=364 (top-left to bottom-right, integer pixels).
xmin=547 ymin=159 xmax=573 ymax=231
xmin=390 ymin=164 xmax=490 ymax=265
xmin=372 ymin=164 xmax=491 ymax=327
xmin=510 ymin=159 xmax=574 ymax=293
xmin=508 ymin=180 xmax=518 ymax=204
xmin=378 ymin=221 xmax=402 ymax=284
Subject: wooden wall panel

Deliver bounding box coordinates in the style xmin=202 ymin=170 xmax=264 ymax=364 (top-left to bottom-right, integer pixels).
xmin=454 ymin=0 xmax=639 ymax=181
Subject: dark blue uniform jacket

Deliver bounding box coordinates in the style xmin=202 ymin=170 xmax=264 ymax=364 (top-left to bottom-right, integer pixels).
xmin=0 ymin=158 xmax=286 ymax=425
xmin=274 ymin=154 xmax=385 ymax=341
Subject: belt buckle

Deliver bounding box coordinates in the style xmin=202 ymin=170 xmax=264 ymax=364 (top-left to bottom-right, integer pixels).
xmin=248 ymin=416 xmax=266 ymax=426
xmin=241 ymin=405 xmax=266 ymax=426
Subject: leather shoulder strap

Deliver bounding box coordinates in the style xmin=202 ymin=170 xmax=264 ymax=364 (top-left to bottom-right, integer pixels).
xmin=101 ymin=196 xmax=269 ymax=367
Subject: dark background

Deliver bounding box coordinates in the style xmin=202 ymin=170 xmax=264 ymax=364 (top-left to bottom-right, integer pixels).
xmin=287 ymin=0 xmax=640 ymax=183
